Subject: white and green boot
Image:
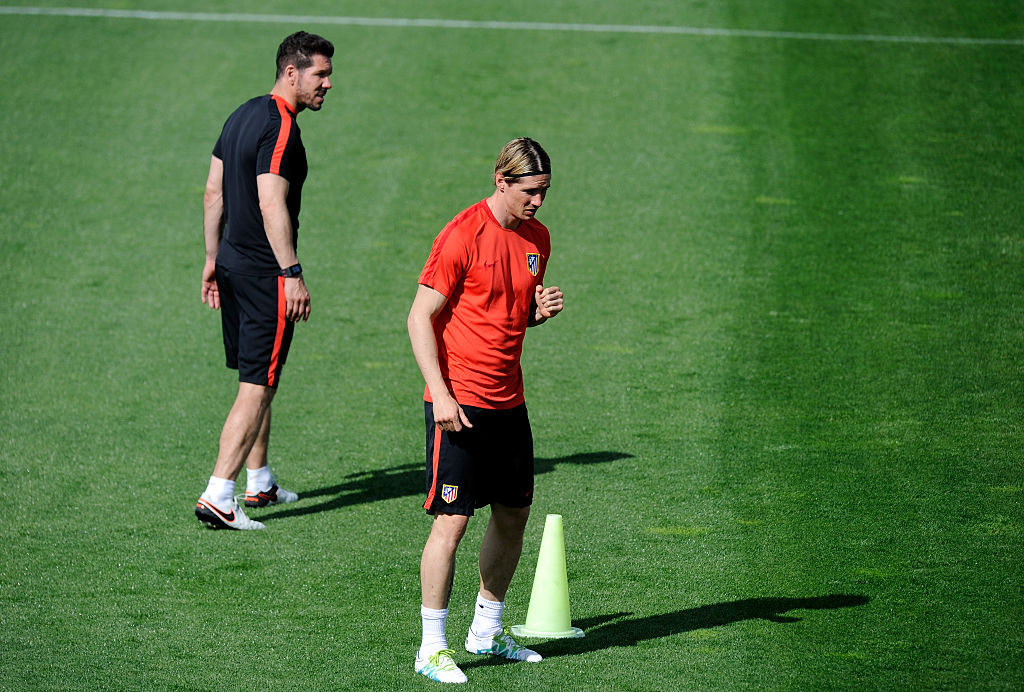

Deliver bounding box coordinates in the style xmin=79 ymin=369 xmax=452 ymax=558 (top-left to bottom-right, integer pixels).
xmin=414 ymin=648 xmax=468 ymax=684
xmin=465 ymin=627 xmax=542 ymax=663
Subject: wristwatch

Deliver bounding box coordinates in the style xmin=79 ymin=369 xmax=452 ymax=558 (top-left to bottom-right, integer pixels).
xmin=280 ymin=263 xmax=303 ymax=278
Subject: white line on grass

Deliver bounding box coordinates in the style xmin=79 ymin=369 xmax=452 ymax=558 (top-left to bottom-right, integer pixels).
xmin=1 ymin=6 xmax=1022 ymax=46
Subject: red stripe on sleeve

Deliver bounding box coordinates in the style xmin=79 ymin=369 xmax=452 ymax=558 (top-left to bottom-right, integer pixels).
xmin=267 ymin=276 xmax=287 ymax=386
xmin=269 ymin=97 xmax=293 ymax=176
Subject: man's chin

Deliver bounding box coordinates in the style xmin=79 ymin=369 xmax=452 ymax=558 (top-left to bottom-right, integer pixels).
xmin=303 ymin=96 xmax=325 ymax=111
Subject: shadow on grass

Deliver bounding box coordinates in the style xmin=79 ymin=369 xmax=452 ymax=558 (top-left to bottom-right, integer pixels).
xmin=258 ymin=451 xmax=632 ymax=521
xmin=501 ymin=594 xmax=871 ymax=662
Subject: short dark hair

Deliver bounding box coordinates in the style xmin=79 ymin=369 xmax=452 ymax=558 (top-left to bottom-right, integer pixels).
xmin=276 ymin=31 xmax=334 ymax=78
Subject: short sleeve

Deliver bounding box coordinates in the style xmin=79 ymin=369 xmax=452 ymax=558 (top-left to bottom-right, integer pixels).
xmin=418 ymin=223 xmax=470 ymax=298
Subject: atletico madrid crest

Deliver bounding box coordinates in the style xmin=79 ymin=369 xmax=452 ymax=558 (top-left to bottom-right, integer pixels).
xmin=441 ymin=484 xmax=458 ymax=503
xmin=526 ymin=253 xmax=540 ymax=276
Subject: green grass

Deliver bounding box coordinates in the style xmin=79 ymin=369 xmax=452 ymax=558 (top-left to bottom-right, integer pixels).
xmin=1 ymin=1 xmax=1022 ymax=689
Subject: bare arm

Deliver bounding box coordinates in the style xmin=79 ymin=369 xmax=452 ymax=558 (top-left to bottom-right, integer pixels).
xmin=201 ymin=155 xmax=225 ymax=309
xmin=408 ymin=284 xmax=473 ymax=431
xmin=256 ymin=172 xmax=310 ymax=322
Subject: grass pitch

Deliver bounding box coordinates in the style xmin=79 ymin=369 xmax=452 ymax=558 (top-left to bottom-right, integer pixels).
xmin=1 ymin=1 xmax=1022 ymax=689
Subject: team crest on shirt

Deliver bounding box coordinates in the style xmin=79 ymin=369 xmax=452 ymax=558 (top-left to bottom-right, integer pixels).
xmin=442 ymin=484 xmax=459 ymax=503
xmin=526 ymin=253 xmax=540 ymax=276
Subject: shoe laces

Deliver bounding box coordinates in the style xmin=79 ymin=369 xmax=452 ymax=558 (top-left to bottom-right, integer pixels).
xmin=230 ymin=501 xmax=261 ymax=522
xmin=495 ymin=628 xmax=527 ymax=653
xmin=429 ymin=649 xmax=459 ymax=670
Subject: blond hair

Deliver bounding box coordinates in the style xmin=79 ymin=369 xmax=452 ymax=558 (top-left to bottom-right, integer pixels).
xmin=494 ymin=137 xmax=551 ymax=183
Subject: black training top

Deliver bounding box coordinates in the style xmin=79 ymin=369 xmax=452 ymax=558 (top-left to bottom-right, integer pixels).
xmin=213 ymin=94 xmax=307 ymax=276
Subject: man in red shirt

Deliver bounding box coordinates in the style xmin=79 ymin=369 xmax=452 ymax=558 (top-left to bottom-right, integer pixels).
xmin=408 ymin=138 xmax=564 ymax=684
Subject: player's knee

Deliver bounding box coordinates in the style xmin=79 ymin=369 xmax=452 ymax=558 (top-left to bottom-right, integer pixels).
xmin=491 ymin=504 xmax=530 ymax=535
xmin=431 ymin=512 xmax=470 ymax=547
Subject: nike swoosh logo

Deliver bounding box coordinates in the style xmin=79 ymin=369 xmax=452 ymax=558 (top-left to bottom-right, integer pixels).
xmin=484 ymin=261 xmax=497 ymax=267
xmin=198 ymin=500 xmax=235 ymax=523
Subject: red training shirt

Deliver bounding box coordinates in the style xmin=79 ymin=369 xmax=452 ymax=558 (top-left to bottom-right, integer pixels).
xmin=418 ymin=198 xmax=550 ymax=409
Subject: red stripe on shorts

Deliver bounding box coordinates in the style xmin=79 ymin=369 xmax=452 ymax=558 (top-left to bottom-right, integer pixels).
xmin=267 ymin=276 xmax=286 ymax=386
xmin=423 ymin=424 xmax=444 ymax=509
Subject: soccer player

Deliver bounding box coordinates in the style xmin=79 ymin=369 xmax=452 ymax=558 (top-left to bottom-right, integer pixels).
xmin=407 ymin=138 xmax=565 ymax=683
xmin=194 ymin=32 xmax=334 ymax=530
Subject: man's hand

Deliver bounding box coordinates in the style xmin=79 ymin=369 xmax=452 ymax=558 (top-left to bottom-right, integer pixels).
xmin=201 ymin=259 xmax=220 ymax=310
xmin=533 ymin=284 xmax=564 ymax=322
xmin=432 ymin=391 xmax=473 ymax=432
xmin=285 ymin=275 xmax=311 ymax=322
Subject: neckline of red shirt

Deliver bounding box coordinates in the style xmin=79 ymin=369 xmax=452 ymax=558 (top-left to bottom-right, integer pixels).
xmin=481 ymin=197 xmax=527 ymax=232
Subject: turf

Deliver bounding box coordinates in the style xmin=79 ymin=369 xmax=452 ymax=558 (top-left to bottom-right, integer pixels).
xmin=1 ymin=1 xmax=1022 ymax=689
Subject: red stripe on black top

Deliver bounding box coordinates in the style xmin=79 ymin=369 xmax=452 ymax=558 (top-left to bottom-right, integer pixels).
xmin=269 ymin=96 xmax=293 ymax=176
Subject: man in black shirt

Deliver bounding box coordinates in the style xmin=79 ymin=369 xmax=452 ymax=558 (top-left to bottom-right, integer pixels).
xmin=195 ymin=31 xmax=334 ymax=530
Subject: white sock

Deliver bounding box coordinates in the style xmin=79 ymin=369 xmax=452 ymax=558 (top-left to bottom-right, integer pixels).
xmin=420 ymin=606 xmax=449 ymax=657
xmin=203 ymin=476 xmax=235 ymax=507
xmin=470 ymin=594 xmax=504 ymax=638
xmin=246 ymin=465 xmax=273 ymax=494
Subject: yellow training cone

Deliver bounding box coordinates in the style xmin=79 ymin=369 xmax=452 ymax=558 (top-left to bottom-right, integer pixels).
xmin=511 ymin=514 xmax=585 ymax=639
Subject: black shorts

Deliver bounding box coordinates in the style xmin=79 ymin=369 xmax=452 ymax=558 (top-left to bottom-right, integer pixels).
xmin=216 ymin=264 xmax=294 ymax=388
xmin=424 ymin=402 xmax=534 ymax=516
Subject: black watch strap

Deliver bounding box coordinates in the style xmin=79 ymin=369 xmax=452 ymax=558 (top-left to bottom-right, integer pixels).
xmin=280 ymin=263 xmax=302 ymax=278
